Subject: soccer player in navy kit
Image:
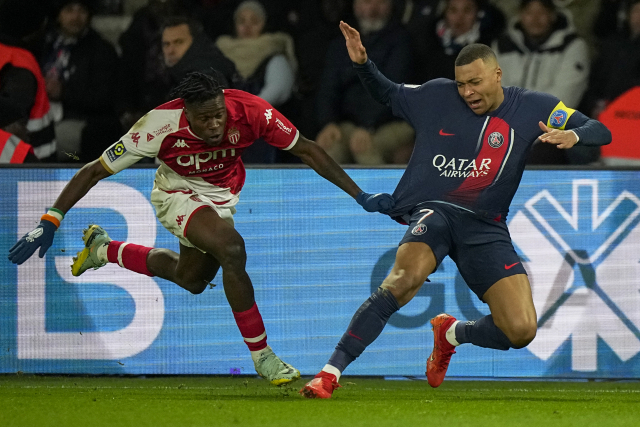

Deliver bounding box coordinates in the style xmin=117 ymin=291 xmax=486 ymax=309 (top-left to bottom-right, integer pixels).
xmin=8 ymin=72 xmax=394 ymax=386
xmin=301 ymin=21 xmax=612 ymax=398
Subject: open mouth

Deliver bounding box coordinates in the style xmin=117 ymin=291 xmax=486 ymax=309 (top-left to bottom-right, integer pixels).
xmin=208 ymin=134 xmax=223 ymax=143
xmin=468 ymin=99 xmax=482 ymax=109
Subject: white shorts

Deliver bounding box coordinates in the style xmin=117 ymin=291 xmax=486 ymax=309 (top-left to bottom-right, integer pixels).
xmin=151 ymin=186 xmax=236 ymax=251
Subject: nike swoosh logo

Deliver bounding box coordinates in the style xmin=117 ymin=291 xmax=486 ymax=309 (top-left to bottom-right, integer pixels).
xmin=505 ymin=262 xmax=520 ymax=270
xmin=348 ymin=330 xmax=362 ymax=340
xmin=439 ymin=129 xmax=455 ymax=136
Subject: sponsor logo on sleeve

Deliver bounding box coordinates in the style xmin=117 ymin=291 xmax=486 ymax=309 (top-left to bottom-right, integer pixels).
xmin=275 ymin=118 xmax=292 ymax=135
xmin=153 ymin=124 xmax=172 ymax=137
xmin=264 ymin=109 xmax=273 ymax=124
xmin=106 ymin=141 xmax=127 ymax=162
xmin=147 ymin=133 xmax=155 ymax=142
xmin=130 ymin=132 xmax=140 ymax=146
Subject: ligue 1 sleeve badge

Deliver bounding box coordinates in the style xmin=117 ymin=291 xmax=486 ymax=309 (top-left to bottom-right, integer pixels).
xmin=228 ymin=127 xmax=240 ymax=145
xmin=488 ymin=131 xmax=504 ymax=148
xmin=411 ymin=223 xmax=427 ymax=235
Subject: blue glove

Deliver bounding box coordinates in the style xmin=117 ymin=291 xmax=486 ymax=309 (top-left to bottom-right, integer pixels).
xmin=356 ymin=191 xmax=395 ymax=213
xmin=8 ymin=219 xmax=58 ymax=265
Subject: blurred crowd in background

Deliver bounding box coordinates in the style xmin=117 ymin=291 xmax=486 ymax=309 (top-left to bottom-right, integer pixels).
xmin=0 ymin=0 xmax=639 ymax=165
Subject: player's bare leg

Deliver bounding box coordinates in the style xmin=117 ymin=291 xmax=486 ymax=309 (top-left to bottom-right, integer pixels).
xmin=184 ymin=207 xmax=256 ymax=311
xmin=184 ymin=207 xmax=300 ymax=385
xmin=146 ymin=244 xmax=220 ymax=294
xmin=380 ymin=242 xmax=437 ymax=305
xmin=483 ymin=274 xmax=537 ymax=348
xmin=302 ymin=242 xmax=435 ymax=398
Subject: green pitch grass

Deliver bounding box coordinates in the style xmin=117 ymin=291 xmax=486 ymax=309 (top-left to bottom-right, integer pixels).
xmin=1 ymin=375 xmax=638 ymax=427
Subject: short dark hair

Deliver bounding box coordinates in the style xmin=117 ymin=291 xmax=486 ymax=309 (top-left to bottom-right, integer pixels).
xmin=170 ymin=72 xmax=224 ymax=105
xmin=519 ymin=0 xmax=555 ymax=12
xmin=455 ymin=43 xmax=497 ymax=67
xmin=161 ymin=16 xmax=203 ymax=37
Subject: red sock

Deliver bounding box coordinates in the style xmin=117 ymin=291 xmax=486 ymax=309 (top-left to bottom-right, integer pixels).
xmin=232 ymin=303 xmax=268 ymax=352
xmin=106 ymin=241 xmax=154 ymax=277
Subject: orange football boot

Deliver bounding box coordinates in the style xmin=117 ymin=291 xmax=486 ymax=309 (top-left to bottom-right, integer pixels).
xmin=426 ymin=313 xmax=457 ymax=388
xmin=299 ymin=371 xmax=341 ymax=399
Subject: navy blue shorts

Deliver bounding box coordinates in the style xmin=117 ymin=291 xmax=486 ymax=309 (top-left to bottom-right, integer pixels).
xmin=399 ymin=202 xmax=527 ymax=301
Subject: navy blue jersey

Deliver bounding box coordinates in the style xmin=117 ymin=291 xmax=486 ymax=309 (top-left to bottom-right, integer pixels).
xmin=353 ymin=60 xmax=611 ymax=221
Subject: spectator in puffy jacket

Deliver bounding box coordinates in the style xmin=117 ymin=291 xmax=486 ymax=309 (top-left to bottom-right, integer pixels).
xmin=216 ymin=1 xmax=297 ymax=107
xmin=493 ymin=0 xmax=589 ymax=108
xmin=494 ymin=0 xmax=593 ymax=164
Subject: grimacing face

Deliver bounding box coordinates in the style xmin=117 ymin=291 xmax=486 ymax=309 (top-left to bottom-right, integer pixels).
xmin=455 ymin=58 xmax=503 ymax=115
xmin=184 ymin=95 xmax=228 ymax=146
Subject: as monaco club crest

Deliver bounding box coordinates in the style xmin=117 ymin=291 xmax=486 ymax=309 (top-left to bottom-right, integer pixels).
xmin=228 ymin=127 xmax=240 ymax=145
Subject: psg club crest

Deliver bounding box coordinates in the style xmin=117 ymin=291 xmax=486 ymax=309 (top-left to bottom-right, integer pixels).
xmin=228 ymin=127 xmax=240 ymax=145
xmin=551 ymin=109 xmax=568 ymax=127
xmin=488 ymin=131 xmax=504 ymax=148
xmin=411 ymin=223 xmax=427 ymax=236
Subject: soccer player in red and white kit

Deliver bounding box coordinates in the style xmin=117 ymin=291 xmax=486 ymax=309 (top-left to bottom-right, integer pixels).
xmin=8 ymin=72 xmax=394 ymax=385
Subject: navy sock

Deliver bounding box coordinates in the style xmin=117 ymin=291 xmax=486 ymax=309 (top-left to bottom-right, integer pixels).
xmin=454 ymin=315 xmax=513 ymax=350
xmin=327 ymin=288 xmax=400 ymax=372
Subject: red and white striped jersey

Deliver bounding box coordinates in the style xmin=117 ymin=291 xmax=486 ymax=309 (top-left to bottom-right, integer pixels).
xmin=100 ymin=89 xmax=299 ymax=203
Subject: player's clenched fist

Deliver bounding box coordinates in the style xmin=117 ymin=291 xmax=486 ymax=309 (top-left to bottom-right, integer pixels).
xmin=356 ymin=191 xmax=395 ymax=213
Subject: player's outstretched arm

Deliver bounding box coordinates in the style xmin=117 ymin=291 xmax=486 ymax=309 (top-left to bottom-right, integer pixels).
xmin=339 ymin=21 xmax=399 ymax=107
xmin=288 ymin=136 xmax=394 ymax=213
xmin=8 ymin=159 xmax=112 ymax=265
xmin=50 ymin=159 xmax=113 ymax=213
